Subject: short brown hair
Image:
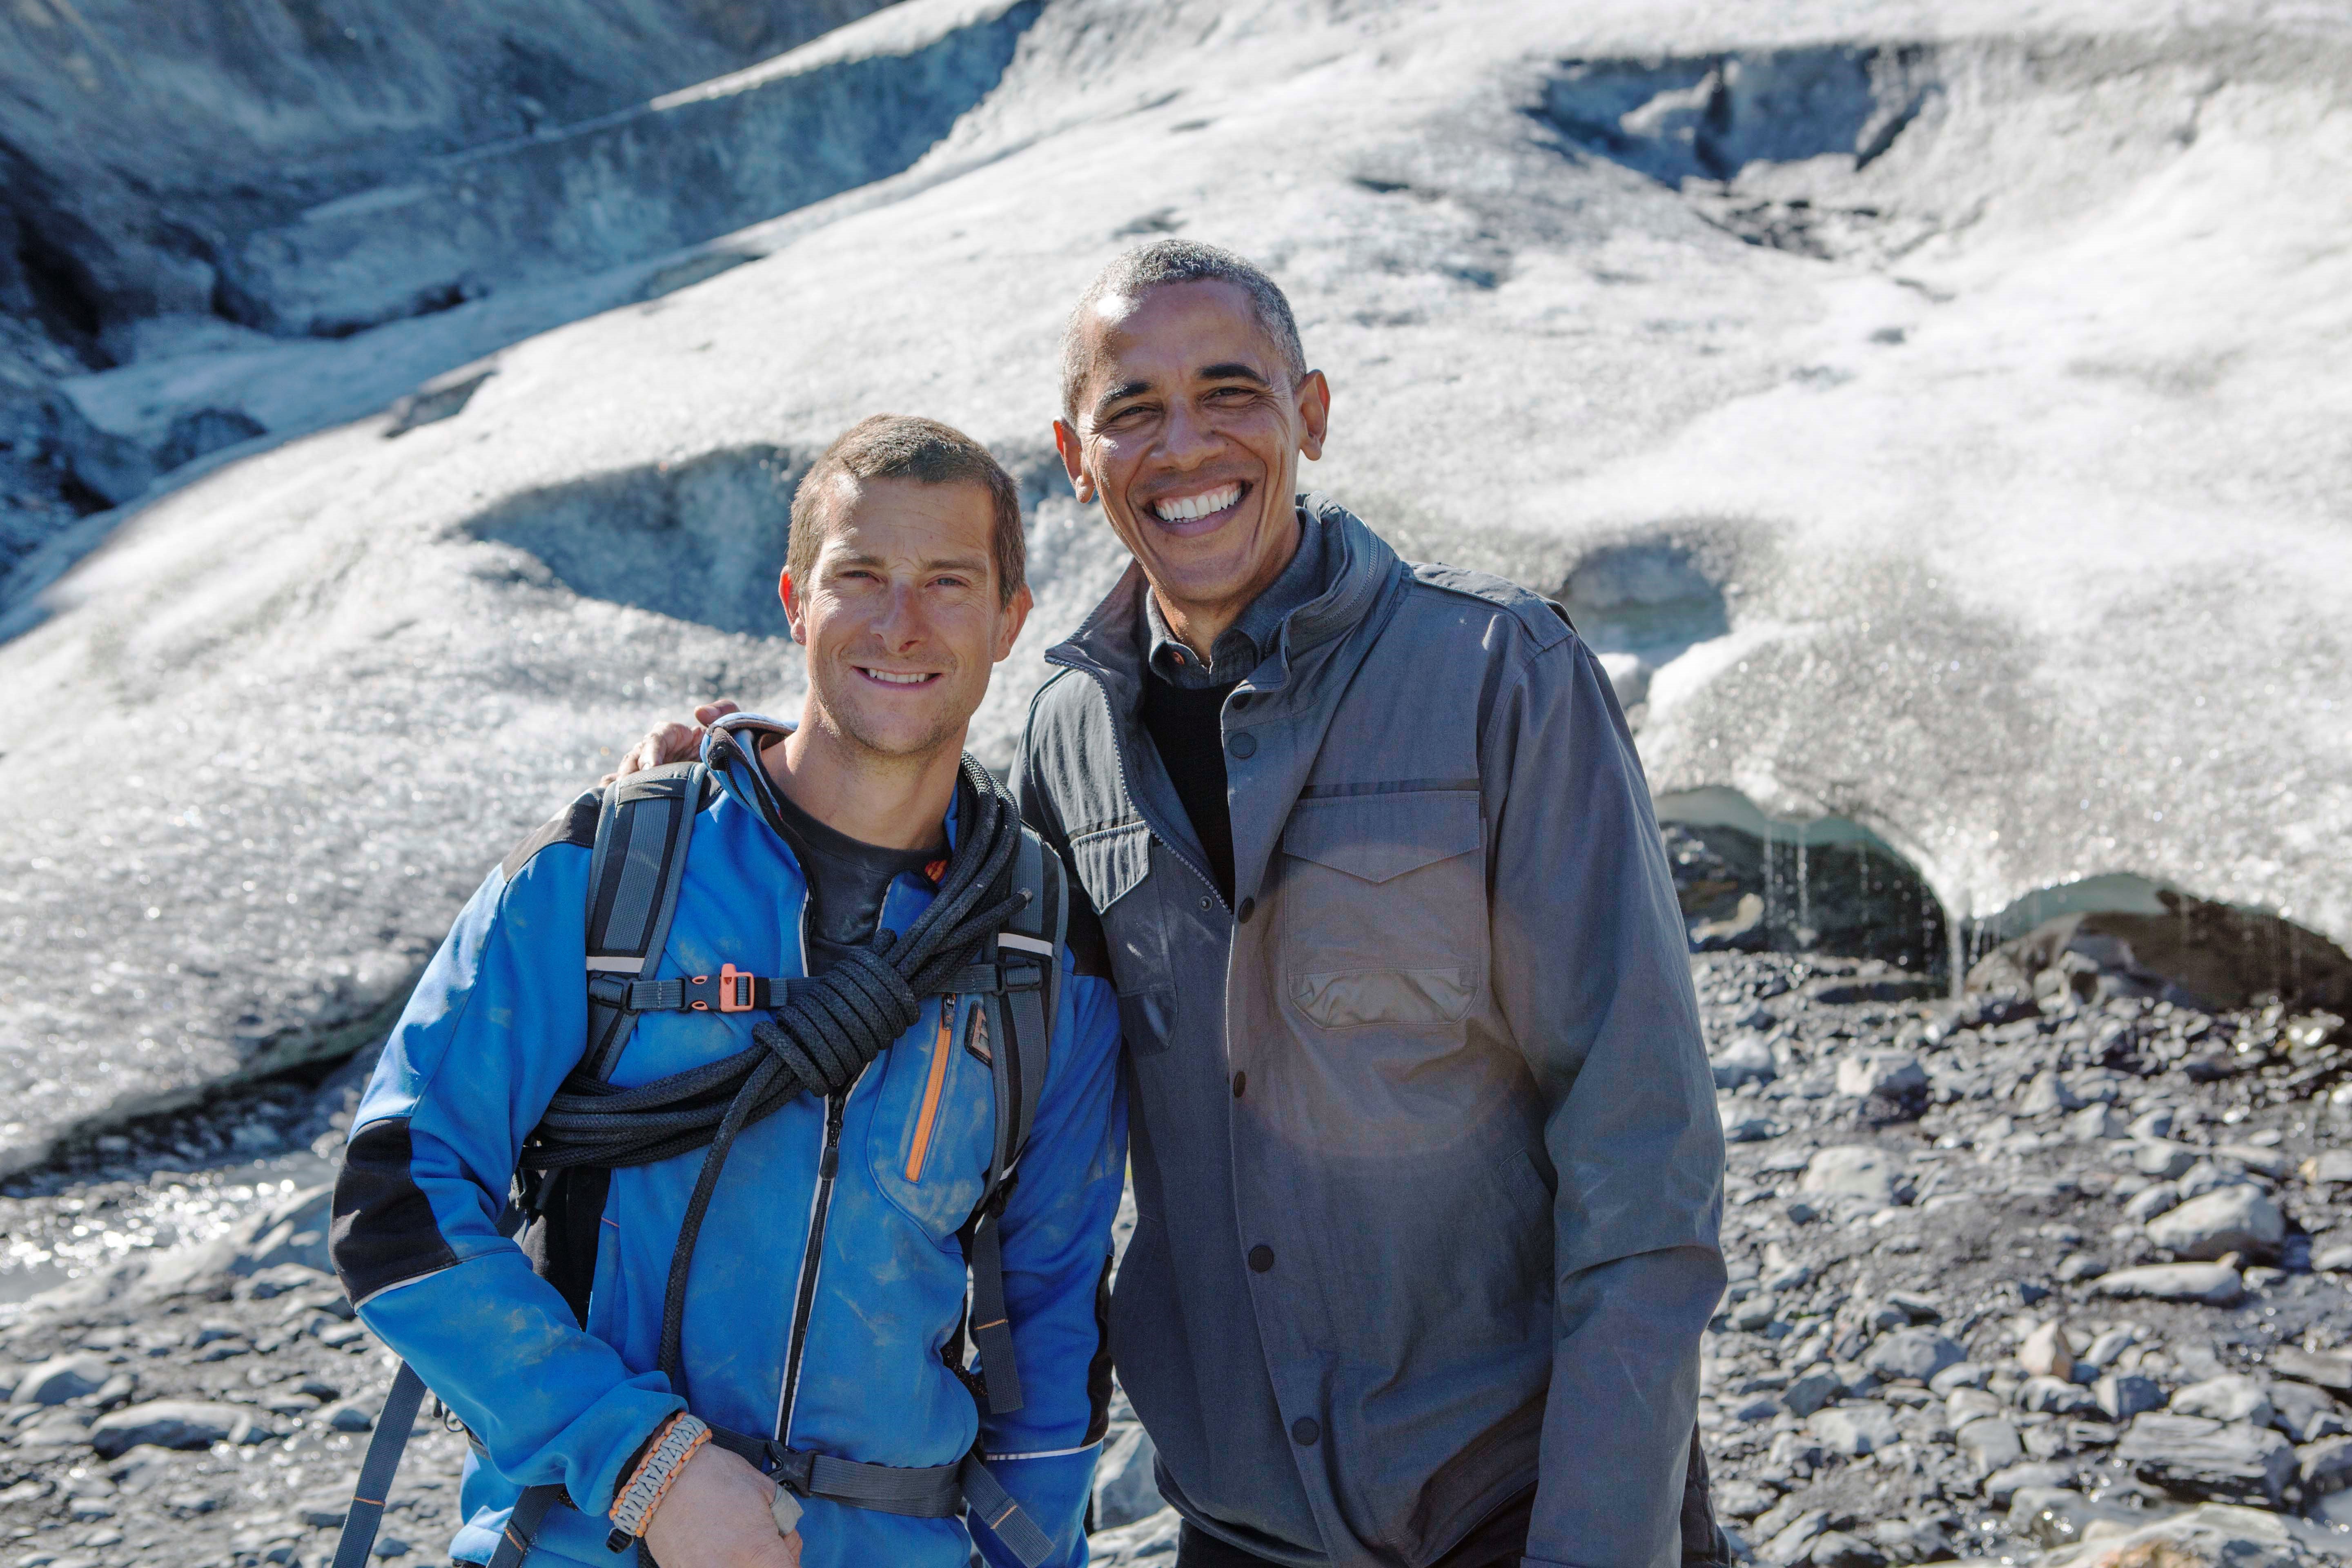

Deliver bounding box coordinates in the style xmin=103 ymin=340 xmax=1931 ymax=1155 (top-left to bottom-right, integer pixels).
xmin=787 ymin=414 xmax=1025 ymax=604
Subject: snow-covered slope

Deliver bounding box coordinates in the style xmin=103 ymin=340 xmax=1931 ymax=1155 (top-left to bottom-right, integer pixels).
xmin=0 ymin=0 xmax=2345 ymax=1170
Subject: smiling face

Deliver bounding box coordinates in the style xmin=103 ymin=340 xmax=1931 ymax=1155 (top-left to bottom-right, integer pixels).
xmin=782 ymin=474 xmax=1031 ymax=765
xmin=1054 ymin=279 xmax=1330 ymax=638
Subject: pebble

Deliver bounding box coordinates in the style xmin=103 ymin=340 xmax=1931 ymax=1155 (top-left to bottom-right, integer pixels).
xmin=2115 ymin=1412 xmax=2295 ymax=1507
xmin=1862 ymin=1328 xmax=1964 ymax=1384
xmin=1956 ymin=1416 xmax=2025 ymax=1476
xmin=2094 ymin=1372 xmax=2165 ymax=1421
xmin=2018 ymin=1321 xmax=2073 ymax=1379
xmin=8 ymin=1354 xmax=111 ymax=1408
xmin=1807 ymin=1403 xmax=1900 ymax=1457
xmin=2169 ymin=1373 xmax=2273 ymax=1426
xmin=88 ymin=1400 xmax=265 ymax=1459
xmin=2143 ymin=1185 xmax=2285 ymax=1261
xmin=1801 ymin=1147 xmax=1910 ymax=1211
xmin=1837 ymin=1052 xmax=1926 ymax=1100
xmin=2091 ymin=1262 xmax=2245 ymax=1305
xmin=2268 ymin=1382 xmax=2348 ymax=1444
xmin=1712 ymin=1035 xmax=1778 ymax=1090
xmin=2131 ymin=1140 xmax=2198 ymax=1179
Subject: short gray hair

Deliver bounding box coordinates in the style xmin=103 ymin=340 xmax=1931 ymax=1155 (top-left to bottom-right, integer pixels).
xmin=1058 ymin=240 xmax=1307 ymax=424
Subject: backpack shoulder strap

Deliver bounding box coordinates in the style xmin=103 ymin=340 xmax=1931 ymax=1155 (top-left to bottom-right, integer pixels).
xmin=582 ymin=760 xmax=711 ymax=1080
xmin=963 ymin=825 xmax=1066 ymax=1418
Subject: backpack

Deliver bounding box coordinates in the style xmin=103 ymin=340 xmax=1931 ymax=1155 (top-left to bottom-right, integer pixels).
xmin=334 ymin=754 xmax=1065 ymax=1568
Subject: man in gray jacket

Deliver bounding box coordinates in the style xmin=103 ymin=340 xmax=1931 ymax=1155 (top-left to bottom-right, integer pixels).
xmin=1026 ymin=241 xmax=1724 ymax=1568
xmin=626 ymin=241 xmax=1725 ymax=1568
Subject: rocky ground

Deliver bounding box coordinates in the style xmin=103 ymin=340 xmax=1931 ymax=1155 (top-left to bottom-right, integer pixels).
xmin=4 ymin=948 xmax=2351 ymax=1568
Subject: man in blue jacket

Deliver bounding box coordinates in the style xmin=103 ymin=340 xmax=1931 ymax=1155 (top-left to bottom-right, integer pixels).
xmin=331 ymin=415 xmax=1127 ymax=1568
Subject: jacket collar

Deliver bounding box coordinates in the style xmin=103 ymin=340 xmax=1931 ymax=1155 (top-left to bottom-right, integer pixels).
xmin=1046 ymin=493 xmax=1402 ymax=714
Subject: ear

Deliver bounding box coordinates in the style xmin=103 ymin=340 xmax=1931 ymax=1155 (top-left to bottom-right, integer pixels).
xmin=1294 ymin=369 xmax=1332 ymax=463
xmin=780 ymin=567 xmax=808 ymax=645
xmin=1053 ymin=419 xmax=1096 ymax=504
xmin=993 ymin=581 xmax=1034 ymax=663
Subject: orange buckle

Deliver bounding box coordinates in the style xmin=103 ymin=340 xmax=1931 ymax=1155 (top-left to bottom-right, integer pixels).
xmin=719 ymin=962 xmax=754 ymax=1012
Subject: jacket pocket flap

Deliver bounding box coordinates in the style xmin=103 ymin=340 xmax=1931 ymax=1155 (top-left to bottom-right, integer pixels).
xmin=1069 ymin=819 xmax=1153 ymax=911
xmin=1280 ymin=791 xmax=1481 ymax=884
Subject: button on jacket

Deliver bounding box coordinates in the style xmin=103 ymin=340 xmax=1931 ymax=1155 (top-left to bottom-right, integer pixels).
xmin=1017 ymin=498 xmax=1726 ymax=1568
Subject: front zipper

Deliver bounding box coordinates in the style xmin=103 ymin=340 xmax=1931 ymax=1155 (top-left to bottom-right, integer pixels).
xmin=904 ymin=998 xmax=956 ymax=1183
xmin=1046 ymin=653 xmax=1231 ymax=912
xmin=775 ymin=1087 xmax=848 ymax=1439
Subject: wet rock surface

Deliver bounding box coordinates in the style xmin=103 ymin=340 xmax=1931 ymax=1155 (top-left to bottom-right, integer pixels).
xmin=1695 ymin=952 xmax=2352 ymax=1565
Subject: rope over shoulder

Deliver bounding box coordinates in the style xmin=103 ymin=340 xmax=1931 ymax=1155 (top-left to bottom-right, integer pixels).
xmin=517 ymin=751 xmax=1033 ymax=1383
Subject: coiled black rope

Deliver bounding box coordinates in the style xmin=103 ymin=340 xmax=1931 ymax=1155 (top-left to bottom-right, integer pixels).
xmin=517 ymin=751 xmax=1030 ymax=1381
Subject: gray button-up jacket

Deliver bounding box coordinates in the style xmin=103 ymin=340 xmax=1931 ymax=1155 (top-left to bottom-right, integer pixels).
xmin=1017 ymin=498 xmax=1726 ymax=1568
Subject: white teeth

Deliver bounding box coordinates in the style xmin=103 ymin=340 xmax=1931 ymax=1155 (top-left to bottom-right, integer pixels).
xmin=863 ymin=669 xmax=931 ymax=685
xmin=1153 ymin=483 xmax=1242 ymax=522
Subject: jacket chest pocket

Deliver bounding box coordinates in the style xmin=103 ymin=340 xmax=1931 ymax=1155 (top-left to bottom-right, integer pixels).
xmin=1277 ymin=789 xmax=1489 ymax=1029
xmin=868 ymin=996 xmax=992 ymax=1244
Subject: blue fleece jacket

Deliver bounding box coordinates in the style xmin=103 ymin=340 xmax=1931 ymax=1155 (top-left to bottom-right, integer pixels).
xmin=332 ymin=737 xmax=1126 ymax=1567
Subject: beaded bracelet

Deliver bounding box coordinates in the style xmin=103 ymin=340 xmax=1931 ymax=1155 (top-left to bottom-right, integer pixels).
xmin=605 ymin=1412 xmax=711 ymax=1552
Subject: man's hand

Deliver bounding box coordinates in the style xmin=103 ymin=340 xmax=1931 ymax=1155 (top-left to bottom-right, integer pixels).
xmin=641 ymin=1442 xmax=804 ymax=1567
xmin=602 ymin=700 xmax=742 ymax=784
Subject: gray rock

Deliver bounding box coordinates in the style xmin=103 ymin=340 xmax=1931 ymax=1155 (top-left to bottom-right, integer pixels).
xmin=9 ymin=1354 xmax=110 ymax=1407
xmin=2115 ymin=1412 xmax=2295 ymax=1506
xmin=2302 ymin=1150 xmax=2352 ymax=1185
xmin=2018 ymin=1374 xmax=2100 ymax=1417
xmin=1836 ymin=1052 xmax=1926 ymax=1100
xmin=2018 ymin=1071 xmax=2081 ymax=1118
xmin=2273 ymin=1347 xmax=2352 ymax=1391
xmin=2272 ymin=1383 xmax=2351 ymax=1445
xmin=2176 ymin=1160 xmax=2258 ymax=1202
xmin=1930 ymin=1362 xmax=1991 ymax=1395
xmin=1093 ymin=1425 xmax=1163 ymax=1532
xmin=1800 ymin=1147 xmax=1911 ymax=1212
xmin=2006 ymin=1486 xmax=2142 ymax=1549
xmin=2145 ymin=1186 xmax=2285 ymax=1260
xmin=1783 ymin=1367 xmax=1841 ymax=1419
xmin=2081 ymin=1326 xmax=2139 ymax=1369
xmin=2123 ymin=1182 xmax=2182 ymax=1223
xmin=2130 ymin=1107 xmax=2179 ymax=1141
xmin=1760 ymin=1508 xmax=1829 ymax=1567
xmin=88 ymin=1401 xmax=265 ymax=1459
xmin=1867 ymin=1519 xmax=1949 ymax=1565
xmin=1983 ymin=1462 xmax=2075 ymax=1508
xmin=1808 ymin=1530 xmax=1884 ymax=1568
xmin=2132 ymin=1140 xmax=2199 ymax=1179
xmin=322 ymin=1399 xmax=376 ymax=1433
xmin=1862 ymin=1329 xmax=1964 ymax=1385
xmin=2169 ymin=1373 xmax=2273 ymax=1427
xmin=2092 ymin=1263 xmax=2245 ymax=1305
xmin=2067 ymin=1103 xmax=2127 ymax=1142
xmin=2095 ymin=1373 xmax=2165 ymax=1422
xmin=1807 ymin=1402 xmax=1900 ymax=1457
xmin=1089 ymin=1506 xmax=1180 ymax=1567
xmin=1713 ymin=1035 xmax=1778 ymax=1091
xmin=1947 ymin=1388 xmax=2003 ymax=1424
xmin=2315 ymin=1243 xmax=2352 ymax=1273
xmin=1956 ymin=1416 xmax=2025 ymax=1477
xmin=2301 ymin=1434 xmax=2352 ymax=1494
xmin=2214 ymin=1142 xmax=2292 ymax=1180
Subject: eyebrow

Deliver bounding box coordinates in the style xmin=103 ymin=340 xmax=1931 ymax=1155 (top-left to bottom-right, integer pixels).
xmin=829 ymin=549 xmax=991 ymax=575
xmin=1090 ymin=361 xmax=1273 ymax=421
